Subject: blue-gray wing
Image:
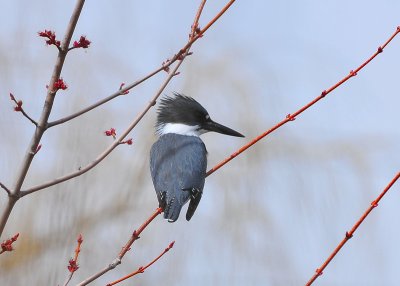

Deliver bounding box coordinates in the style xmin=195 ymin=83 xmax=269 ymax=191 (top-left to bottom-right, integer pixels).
xmin=150 ymin=134 xmax=207 ymax=222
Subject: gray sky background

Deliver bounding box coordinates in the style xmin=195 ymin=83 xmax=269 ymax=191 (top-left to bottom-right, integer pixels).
xmin=1 ymin=1 xmax=399 ymax=285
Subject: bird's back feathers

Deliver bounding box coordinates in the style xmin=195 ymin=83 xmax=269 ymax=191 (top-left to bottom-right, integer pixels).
xmin=150 ymin=133 xmax=207 ymax=222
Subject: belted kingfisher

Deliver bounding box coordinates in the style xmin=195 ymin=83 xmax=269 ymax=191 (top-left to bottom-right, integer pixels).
xmin=150 ymin=93 xmax=244 ymax=222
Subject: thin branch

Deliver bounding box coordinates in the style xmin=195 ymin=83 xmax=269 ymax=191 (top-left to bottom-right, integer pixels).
xmin=76 ymin=208 xmax=162 ymax=286
xmin=0 ymin=182 xmax=11 ymax=196
xmin=106 ymin=241 xmax=175 ymax=286
xmin=118 ymin=208 xmax=163 ymax=259
xmin=306 ymin=172 xmax=400 ymax=285
xmin=206 ymin=26 xmax=400 ymax=178
xmin=0 ymin=0 xmax=86 ymax=239
xmin=46 ymin=0 xmax=234 ymax=129
xmin=17 ymin=107 xmax=38 ymax=126
xmin=20 ymin=140 xmax=117 ymax=197
xmin=46 ymin=68 xmax=163 ymax=128
xmin=20 ymin=0 xmax=235 ymax=197
xmin=190 ymin=0 xmax=207 ymax=39
xmin=9 ymin=93 xmax=38 ymax=126
xmin=63 ymin=234 xmax=83 ymax=286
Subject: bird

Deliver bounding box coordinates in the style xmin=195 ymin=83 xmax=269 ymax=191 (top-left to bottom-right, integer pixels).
xmin=150 ymin=93 xmax=244 ymax=222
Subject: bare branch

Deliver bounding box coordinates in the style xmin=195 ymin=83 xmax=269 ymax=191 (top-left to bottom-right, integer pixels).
xmin=190 ymin=0 xmax=207 ymax=39
xmin=0 ymin=182 xmax=11 ymax=196
xmin=9 ymin=93 xmax=38 ymax=126
xmin=62 ymin=234 xmax=83 ymax=286
xmin=46 ymin=68 xmax=163 ymax=128
xmin=20 ymin=110 xmax=38 ymax=126
xmin=306 ymin=172 xmax=400 ymax=285
xmin=106 ymin=240 xmax=175 ymax=286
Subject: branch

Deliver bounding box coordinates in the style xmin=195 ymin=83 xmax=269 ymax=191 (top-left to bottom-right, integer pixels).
xmin=190 ymin=0 xmax=207 ymax=38
xmin=76 ymin=208 xmax=162 ymax=286
xmin=9 ymin=93 xmax=38 ymax=126
xmin=0 ymin=0 xmax=86 ymax=239
xmin=46 ymin=69 xmax=163 ymax=128
xmin=106 ymin=241 xmax=175 ymax=286
xmin=46 ymin=0 xmax=235 ymax=129
xmin=62 ymin=234 xmax=83 ymax=286
xmin=205 ymin=26 xmax=400 ymax=178
xmin=19 ymin=0 xmax=235 ymax=197
xmin=306 ymin=172 xmax=400 ymax=285
xmin=0 ymin=182 xmax=11 ymax=196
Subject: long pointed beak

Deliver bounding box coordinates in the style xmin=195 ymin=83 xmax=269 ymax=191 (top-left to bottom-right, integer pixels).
xmin=204 ymin=120 xmax=244 ymax=137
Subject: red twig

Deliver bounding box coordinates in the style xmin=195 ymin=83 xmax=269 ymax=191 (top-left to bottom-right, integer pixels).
xmin=190 ymin=0 xmax=207 ymax=39
xmin=0 ymin=233 xmax=19 ymax=254
xmin=107 ymin=241 xmax=175 ymax=286
xmin=72 ymin=234 xmax=83 ymax=268
xmin=206 ymin=26 xmax=400 ymax=178
xmin=118 ymin=208 xmax=163 ymax=259
xmin=306 ymin=172 xmax=400 ymax=285
xmin=63 ymin=234 xmax=84 ymax=286
xmin=76 ymin=208 xmax=162 ymax=286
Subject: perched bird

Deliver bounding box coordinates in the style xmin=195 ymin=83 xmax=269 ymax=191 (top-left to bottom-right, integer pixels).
xmin=150 ymin=93 xmax=244 ymax=222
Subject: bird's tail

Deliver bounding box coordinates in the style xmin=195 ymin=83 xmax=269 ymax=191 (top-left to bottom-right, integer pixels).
xmin=185 ymin=188 xmax=202 ymax=221
xmin=163 ymin=196 xmax=184 ymax=223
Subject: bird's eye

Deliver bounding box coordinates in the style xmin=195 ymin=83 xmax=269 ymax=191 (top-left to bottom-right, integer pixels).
xmin=205 ymin=114 xmax=210 ymax=120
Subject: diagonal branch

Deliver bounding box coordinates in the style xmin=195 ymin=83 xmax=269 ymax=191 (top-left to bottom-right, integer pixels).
xmin=0 ymin=0 xmax=86 ymax=239
xmin=62 ymin=234 xmax=83 ymax=286
xmin=206 ymin=26 xmax=400 ymax=178
xmin=0 ymin=182 xmax=11 ymax=196
xmin=106 ymin=240 xmax=175 ymax=286
xmin=190 ymin=0 xmax=207 ymax=38
xmin=9 ymin=93 xmax=38 ymax=126
xmin=76 ymin=208 xmax=162 ymax=286
xmin=18 ymin=108 xmax=38 ymax=126
xmin=46 ymin=68 xmax=163 ymax=128
xmin=306 ymin=172 xmax=400 ymax=285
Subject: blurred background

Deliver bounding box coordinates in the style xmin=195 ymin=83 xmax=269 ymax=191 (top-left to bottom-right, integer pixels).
xmin=1 ymin=0 xmax=399 ymax=285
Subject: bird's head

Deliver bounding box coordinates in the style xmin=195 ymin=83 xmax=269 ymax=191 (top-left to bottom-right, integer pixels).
xmin=155 ymin=93 xmax=244 ymax=138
